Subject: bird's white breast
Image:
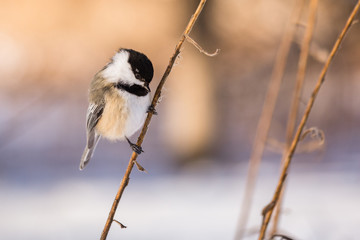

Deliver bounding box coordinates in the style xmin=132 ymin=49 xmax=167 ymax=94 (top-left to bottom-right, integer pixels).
xmin=123 ymin=91 xmax=151 ymax=138
xmin=95 ymin=89 xmax=150 ymax=141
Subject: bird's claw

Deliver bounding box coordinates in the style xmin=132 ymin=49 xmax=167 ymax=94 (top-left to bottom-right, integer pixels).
xmin=132 ymin=144 xmax=144 ymax=154
xmin=126 ymin=137 xmax=144 ymax=154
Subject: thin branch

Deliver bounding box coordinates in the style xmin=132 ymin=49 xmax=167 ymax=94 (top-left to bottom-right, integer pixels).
xmin=266 ymin=130 xmax=325 ymax=154
xmin=186 ymin=35 xmax=220 ymax=56
xmin=271 ymin=234 xmax=295 ymax=240
xmin=294 ymin=38 xmax=329 ymax=63
xmin=234 ymin=1 xmax=305 ymax=239
xmin=300 ymin=127 xmax=324 ymax=142
xmin=112 ymin=219 xmax=127 ymax=229
xmin=134 ymin=160 xmax=147 ymax=173
xmin=271 ymin=0 xmax=318 ymax=235
xmin=258 ymin=2 xmax=360 ymax=239
xmin=100 ymin=1 xmax=208 ymax=239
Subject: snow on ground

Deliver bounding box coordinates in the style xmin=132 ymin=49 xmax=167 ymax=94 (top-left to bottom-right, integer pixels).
xmin=1 ymin=162 xmax=359 ymax=240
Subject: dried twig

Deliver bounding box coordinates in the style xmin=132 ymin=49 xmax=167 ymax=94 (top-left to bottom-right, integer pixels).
xmin=300 ymin=127 xmax=324 ymax=142
xmin=294 ymin=38 xmax=329 ymax=63
xmin=266 ymin=131 xmax=325 ymax=154
xmin=99 ymin=1 xmax=208 ymax=239
xmin=270 ymin=0 xmax=318 ymax=235
xmin=258 ymin=2 xmax=360 ymax=239
xmin=234 ymin=1 xmax=305 ymax=239
xmin=186 ymin=35 xmax=220 ymax=56
xmin=112 ymin=219 xmax=127 ymax=229
xmin=271 ymin=234 xmax=295 ymax=240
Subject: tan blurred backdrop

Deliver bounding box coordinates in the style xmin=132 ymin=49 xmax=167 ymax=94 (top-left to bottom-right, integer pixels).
xmin=0 ymin=0 xmax=360 ymax=170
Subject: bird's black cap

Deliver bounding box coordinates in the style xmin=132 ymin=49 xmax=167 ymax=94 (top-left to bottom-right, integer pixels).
xmin=122 ymin=48 xmax=154 ymax=84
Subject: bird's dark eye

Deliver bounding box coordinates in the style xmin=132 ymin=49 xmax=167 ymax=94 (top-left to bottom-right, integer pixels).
xmin=135 ymin=73 xmax=141 ymax=79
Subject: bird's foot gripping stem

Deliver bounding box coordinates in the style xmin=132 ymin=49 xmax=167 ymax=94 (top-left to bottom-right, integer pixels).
xmin=125 ymin=137 xmax=144 ymax=154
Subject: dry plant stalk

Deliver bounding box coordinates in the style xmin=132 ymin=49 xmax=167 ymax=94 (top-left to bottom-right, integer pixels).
xmin=258 ymin=2 xmax=360 ymax=239
xmin=266 ymin=132 xmax=325 ymax=154
xmin=234 ymin=1 xmax=305 ymax=239
xmin=186 ymin=35 xmax=220 ymax=56
xmin=100 ymin=0 xmax=208 ymax=239
xmin=271 ymin=0 xmax=318 ymax=235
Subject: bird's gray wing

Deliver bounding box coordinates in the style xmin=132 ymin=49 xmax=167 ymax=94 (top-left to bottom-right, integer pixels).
xmin=86 ymin=102 xmax=104 ymax=148
xmin=79 ymin=102 xmax=104 ymax=170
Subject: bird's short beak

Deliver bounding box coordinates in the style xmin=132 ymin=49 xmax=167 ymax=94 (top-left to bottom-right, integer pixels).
xmin=144 ymin=82 xmax=150 ymax=92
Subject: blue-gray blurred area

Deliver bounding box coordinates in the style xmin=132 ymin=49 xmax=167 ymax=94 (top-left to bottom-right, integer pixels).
xmin=0 ymin=0 xmax=360 ymax=239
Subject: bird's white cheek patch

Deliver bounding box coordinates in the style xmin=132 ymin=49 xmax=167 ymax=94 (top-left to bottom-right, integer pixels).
xmin=102 ymin=51 xmax=132 ymax=83
xmin=101 ymin=51 xmax=143 ymax=86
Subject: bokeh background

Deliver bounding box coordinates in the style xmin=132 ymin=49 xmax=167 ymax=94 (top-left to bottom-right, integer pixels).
xmin=1 ymin=0 xmax=360 ymax=239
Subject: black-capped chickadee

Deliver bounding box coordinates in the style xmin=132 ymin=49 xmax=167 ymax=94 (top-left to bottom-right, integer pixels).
xmin=79 ymin=48 xmax=154 ymax=170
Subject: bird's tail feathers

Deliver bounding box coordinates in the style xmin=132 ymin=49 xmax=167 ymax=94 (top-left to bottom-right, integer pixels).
xmin=79 ymin=148 xmax=93 ymax=170
xmin=79 ymin=135 xmax=100 ymax=170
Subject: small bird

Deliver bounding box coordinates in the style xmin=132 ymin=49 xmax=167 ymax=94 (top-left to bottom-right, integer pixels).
xmin=79 ymin=48 xmax=154 ymax=170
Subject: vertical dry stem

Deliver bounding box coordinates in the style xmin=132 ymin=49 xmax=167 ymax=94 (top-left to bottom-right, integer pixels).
xmin=100 ymin=1 xmax=208 ymax=239
xmin=234 ymin=1 xmax=304 ymax=239
xmin=270 ymin=0 xmax=318 ymax=235
xmin=258 ymin=2 xmax=360 ymax=239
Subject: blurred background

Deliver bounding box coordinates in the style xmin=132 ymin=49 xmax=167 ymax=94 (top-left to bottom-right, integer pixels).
xmin=1 ymin=0 xmax=359 ymax=239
